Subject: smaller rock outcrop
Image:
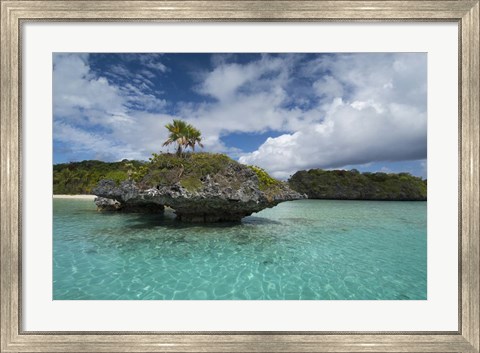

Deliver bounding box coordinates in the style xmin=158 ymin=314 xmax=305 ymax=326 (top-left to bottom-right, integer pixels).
xmin=94 ymin=196 xmax=122 ymax=211
xmin=93 ymin=153 xmax=304 ymax=222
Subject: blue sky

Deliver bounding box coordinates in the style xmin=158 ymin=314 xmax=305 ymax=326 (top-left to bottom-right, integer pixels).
xmin=53 ymin=53 xmax=427 ymax=179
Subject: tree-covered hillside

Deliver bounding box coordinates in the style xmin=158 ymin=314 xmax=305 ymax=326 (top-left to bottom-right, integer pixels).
xmin=53 ymin=160 xmax=145 ymax=194
xmin=288 ymin=169 xmax=427 ymax=201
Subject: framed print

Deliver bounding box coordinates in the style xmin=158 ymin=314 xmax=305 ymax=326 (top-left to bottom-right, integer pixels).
xmin=1 ymin=1 xmax=479 ymax=352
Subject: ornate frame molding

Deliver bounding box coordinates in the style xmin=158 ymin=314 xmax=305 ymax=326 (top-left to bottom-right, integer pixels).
xmin=1 ymin=1 xmax=478 ymax=352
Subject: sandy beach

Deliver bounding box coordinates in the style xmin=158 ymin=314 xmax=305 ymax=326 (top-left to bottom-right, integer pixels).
xmin=53 ymin=195 xmax=96 ymax=200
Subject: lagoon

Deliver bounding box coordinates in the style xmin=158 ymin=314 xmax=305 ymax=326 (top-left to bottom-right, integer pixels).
xmin=53 ymin=199 xmax=426 ymax=300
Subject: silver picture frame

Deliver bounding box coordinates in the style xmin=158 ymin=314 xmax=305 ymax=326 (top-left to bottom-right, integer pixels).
xmin=1 ymin=1 xmax=478 ymax=352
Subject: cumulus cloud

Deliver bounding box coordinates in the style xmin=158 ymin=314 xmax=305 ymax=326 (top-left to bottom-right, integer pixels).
xmin=197 ymin=55 xmax=288 ymax=102
xmin=176 ymin=55 xmax=306 ymax=142
xmin=239 ymin=53 xmax=427 ymax=178
xmin=53 ymin=53 xmax=172 ymax=161
xmin=53 ymin=54 xmax=126 ymax=124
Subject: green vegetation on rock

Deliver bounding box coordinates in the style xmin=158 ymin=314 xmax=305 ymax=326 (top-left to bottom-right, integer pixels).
xmin=288 ymin=169 xmax=427 ymax=201
xmin=179 ymin=176 xmax=204 ymax=191
xmin=247 ymin=165 xmax=281 ymax=191
xmin=139 ymin=152 xmax=234 ymax=190
xmin=53 ymin=152 xmax=285 ymax=196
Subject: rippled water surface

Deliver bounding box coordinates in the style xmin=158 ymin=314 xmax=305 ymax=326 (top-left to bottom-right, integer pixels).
xmin=53 ymin=199 xmax=426 ymax=300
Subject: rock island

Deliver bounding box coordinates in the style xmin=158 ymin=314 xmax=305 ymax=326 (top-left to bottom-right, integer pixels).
xmin=93 ymin=152 xmax=304 ymax=222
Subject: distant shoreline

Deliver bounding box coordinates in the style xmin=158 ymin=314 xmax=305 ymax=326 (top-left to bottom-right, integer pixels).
xmin=53 ymin=195 xmax=96 ymax=200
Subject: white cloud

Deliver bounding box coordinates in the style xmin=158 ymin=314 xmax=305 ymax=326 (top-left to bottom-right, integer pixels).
xmin=240 ymin=101 xmax=426 ymax=179
xmin=313 ymin=75 xmax=343 ymax=99
xmin=53 ymin=54 xmax=126 ymax=123
xmin=54 ymin=121 xmax=144 ymax=161
xmin=197 ymin=55 xmax=287 ymax=102
xmin=239 ymin=53 xmax=427 ymax=178
xmin=137 ymin=54 xmax=168 ymax=73
xmin=180 ymin=53 xmax=425 ymax=167
xmin=53 ymin=53 xmax=172 ymax=161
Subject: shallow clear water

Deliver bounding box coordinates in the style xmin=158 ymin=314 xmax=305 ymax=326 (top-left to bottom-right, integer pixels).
xmin=53 ymin=199 xmax=426 ymax=300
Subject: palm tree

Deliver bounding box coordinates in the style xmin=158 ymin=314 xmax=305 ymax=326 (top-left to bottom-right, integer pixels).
xmin=185 ymin=126 xmax=204 ymax=152
xmin=163 ymin=119 xmax=204 ymax=156
xmin=162 ymin=119 xmax=189 ymax=156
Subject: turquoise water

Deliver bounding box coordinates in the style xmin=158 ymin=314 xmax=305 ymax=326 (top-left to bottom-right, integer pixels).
xmin=53 ymin=199 xmax=426 ymax=300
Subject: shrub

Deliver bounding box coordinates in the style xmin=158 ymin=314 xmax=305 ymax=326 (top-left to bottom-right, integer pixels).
xmin=247 ymin=165 xmax=280 ymax=190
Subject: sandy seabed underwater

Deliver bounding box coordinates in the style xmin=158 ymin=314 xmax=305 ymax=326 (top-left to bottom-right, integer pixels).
xmin=53 ymin=199 xmax=427 ymax=300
